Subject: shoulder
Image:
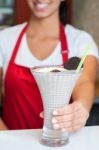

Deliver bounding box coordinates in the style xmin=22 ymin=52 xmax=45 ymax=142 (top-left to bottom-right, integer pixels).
xmin=0 ymin=22 xmax=27 ymax=65
xmin=0 ymin=22 xmax=27 ymax=43
xmin=64 ymin=24 xmax=99 ymax=60
xmin=65 ymin=24 xmax=94 ymax=42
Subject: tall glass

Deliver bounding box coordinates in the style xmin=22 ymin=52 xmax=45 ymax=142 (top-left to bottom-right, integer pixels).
xmin=31 ymin=69 xmax=81 ymax=147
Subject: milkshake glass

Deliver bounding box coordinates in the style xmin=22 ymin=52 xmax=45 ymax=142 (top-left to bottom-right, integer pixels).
xmin=31 ymin=68 xmax=81 ymax=147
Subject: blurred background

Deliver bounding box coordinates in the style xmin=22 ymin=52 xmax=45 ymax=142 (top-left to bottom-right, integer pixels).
xmin=0 ymin=0 xmax=99 ymax=125
xmin=0 ymin=0 xmax=14 ymax=29
xmin=73 ymin=0 xmax=99 ymax=126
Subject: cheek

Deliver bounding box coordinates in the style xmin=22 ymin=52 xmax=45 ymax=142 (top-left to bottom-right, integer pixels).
xmin=51 ymin=0 xmax=61 ymax=10
xmin=25 ymin=0 xmax=33 ymax=8
xmin=50 ymin=2 xmax=60 ymax=14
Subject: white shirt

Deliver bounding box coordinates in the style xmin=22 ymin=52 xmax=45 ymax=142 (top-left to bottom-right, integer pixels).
xmin=0 ymin=22 xmax=99 ymax=78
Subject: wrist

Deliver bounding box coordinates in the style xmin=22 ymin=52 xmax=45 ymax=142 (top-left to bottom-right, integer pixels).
xmin=0 ymin=118 xmax=8 ymax=130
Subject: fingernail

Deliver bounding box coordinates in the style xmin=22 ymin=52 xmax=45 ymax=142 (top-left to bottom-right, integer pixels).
xmin=52 ymin=118 xmax=57 ymax=124
xmin=53 ymin=110 xmax=58 ymax=115
xmin=53 ymin=124 xmax=60 ymax=129
xmin=61 ymin=128 xmax=66 ymax=132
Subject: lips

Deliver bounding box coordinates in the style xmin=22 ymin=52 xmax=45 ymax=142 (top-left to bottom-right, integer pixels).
xmin=34 ymin=2 xmax=49 ymax=9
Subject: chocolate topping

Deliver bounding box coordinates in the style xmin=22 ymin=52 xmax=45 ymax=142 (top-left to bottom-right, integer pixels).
xmin=64 ymin=57 xmax=83 ymax=70
xmin=50 ymin=69 xmax=61 ymax=72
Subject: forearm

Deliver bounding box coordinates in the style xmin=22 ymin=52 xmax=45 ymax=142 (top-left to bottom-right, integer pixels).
xmin=0 ymin=118 xmax=8 ymax=130
xmin=72 ymin=81 xmax=95 ymax=112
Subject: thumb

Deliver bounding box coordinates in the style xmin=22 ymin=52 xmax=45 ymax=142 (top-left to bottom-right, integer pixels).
xmin=39 ymin=111 xmax=44 ymax=118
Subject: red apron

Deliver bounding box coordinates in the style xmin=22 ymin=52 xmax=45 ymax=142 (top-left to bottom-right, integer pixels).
xmin=2 ymin=24 xmax=68 ymax=129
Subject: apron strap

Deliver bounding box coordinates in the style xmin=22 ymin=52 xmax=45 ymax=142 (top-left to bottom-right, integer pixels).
xmin=10 ymin=24 xmax=28 ymax=64
xmin=60 ymin=24 xmax=68 ymax=65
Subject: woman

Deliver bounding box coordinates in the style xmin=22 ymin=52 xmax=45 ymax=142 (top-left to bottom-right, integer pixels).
xmin=0 ymin=0 xmax=99 ymax=131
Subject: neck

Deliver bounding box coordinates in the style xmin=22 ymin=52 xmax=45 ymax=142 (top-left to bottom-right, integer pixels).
xmin=27 ymin=12 xmax=60 ymax=38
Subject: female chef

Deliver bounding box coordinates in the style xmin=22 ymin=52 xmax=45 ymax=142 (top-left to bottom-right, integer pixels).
xmin=0 ymin=0 xmax=99 ymax=131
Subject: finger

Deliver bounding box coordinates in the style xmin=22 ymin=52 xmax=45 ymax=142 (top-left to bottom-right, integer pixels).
xmin=52 ymin=110 xmax=88 ymax=124
xmin=53 ymin=101 xmax=84 ymax=116
xmin=61 ymin=127 xmax=74 ymax=132
xmin=61 ymin=124 xmax=84 ymax=132
xmin=53 ymin=121 xmax=72 ymax=130
xmin=52 ymin=114 xmax=73 ymax=124
xmin=53 ymin=103 xmax=76 ymax=116
xmin=39 ymin=112 xmax=44 ymax=118
xmin=73 ymin=118 xmax=87 ymax=126
xmin=72 ymin=124 xmax=84 ymax=132
xmin=52 ymin=115 xmax=87 ymax=130
xmin=53 ymin=119 xmax=86 ymax=129
xmin=61 ymin=127 xmax=73 ymax=132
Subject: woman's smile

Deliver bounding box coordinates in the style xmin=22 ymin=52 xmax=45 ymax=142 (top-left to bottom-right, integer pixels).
xmin=33 ymin=1 xmax=49 ymax=11
xmin=26 ymin=0 xmax=61 ymax=18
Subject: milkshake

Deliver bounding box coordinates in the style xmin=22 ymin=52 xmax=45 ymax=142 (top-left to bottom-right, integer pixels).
xmin=31 ymin=60 xmax=82 ymax=147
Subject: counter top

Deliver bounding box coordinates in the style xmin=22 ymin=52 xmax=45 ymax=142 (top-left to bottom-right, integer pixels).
xmin=0 ymin=126 xmax=99 ymax=150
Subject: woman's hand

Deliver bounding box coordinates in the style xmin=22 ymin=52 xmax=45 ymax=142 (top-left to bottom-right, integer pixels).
xmin=0 ymin=118 xmax=8 ymax=130
xmin=40 ymin=111 xmax=44 ymax=118
xmin=40 ymin=101 xmax=89 ymax=132
xmin=52 ymin=101 xmax=89 ymax=132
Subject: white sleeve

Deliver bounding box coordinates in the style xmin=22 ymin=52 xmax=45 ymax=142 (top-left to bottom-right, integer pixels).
xmin=0 ymin=45 xmax=4 ymax=67
xmin=74 ymin=31 xmax=99 ymax=60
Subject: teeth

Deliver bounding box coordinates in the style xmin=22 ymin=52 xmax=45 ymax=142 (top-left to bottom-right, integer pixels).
xmin=35 ymin=3 xmax=49 ymax=9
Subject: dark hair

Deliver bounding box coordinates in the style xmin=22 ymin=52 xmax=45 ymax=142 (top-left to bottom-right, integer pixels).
xmin=59 ymin=1 xmax=67 ymax=25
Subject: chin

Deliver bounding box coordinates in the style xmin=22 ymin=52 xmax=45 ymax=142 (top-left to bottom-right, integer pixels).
xmin=32 ymin=12 xmax=53 ymax=20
